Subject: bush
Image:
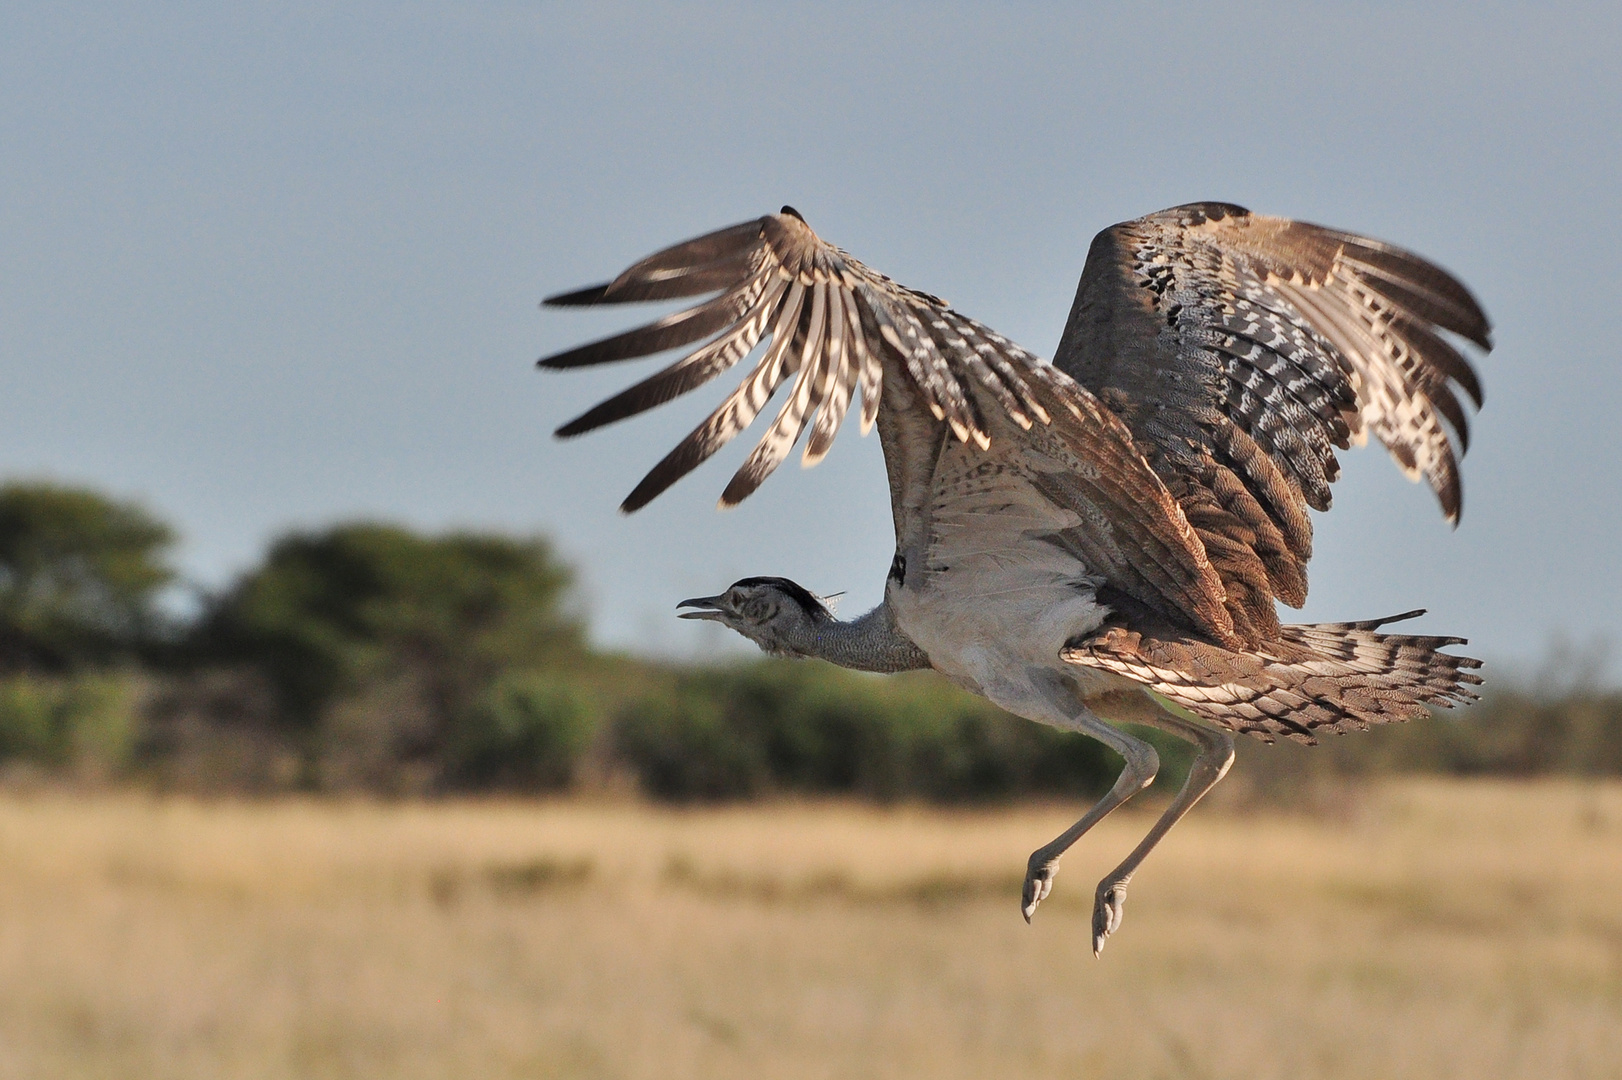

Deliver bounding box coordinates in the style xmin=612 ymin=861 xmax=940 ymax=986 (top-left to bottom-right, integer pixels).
xmin=610 ymin=661 xmax=1121 ymax=803
xmin=612 ymin=684 xmax=764 ymax=800
xmin=1430 ymin=687 xmax=1622 ymax=775
xmin=447 ymin=671 xmax=601 ymax=790
xmin=0 ymin=672 xmax=140 ymax=773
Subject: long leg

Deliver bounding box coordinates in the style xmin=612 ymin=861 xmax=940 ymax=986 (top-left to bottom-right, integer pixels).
xmin=1021 ymin=689 xmax=1161 ymax=921
xmin=1086 ymin=691 xmax=1235 ymax=954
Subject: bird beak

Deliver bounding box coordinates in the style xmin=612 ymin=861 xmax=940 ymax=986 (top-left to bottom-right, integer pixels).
xmin=677 ymin=595 xmax=728 ymax=621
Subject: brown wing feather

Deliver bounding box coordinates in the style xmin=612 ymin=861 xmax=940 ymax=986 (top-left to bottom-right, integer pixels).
xmin=541 ymin=210 xmax=995 ymax=508
xmin=1054 ymin=202 xmax=1490 ymax=645
xmin=1063 ymin=606 xmax=1482 ymax=744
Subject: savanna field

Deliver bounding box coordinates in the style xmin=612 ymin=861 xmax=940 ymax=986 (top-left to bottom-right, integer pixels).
xmin=0 ymin=780 xmax=1617 ymax=1080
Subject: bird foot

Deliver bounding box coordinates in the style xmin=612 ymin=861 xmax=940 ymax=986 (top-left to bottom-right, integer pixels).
xmin=1092 ymin=879 xmax=1128 ymax=955
xmin=1022 ymin=854 xmax=1057 ymax=922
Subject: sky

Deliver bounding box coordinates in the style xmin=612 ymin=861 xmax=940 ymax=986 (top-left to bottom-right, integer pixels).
xmin=2 ymin=2 xmax=1618 ymax=682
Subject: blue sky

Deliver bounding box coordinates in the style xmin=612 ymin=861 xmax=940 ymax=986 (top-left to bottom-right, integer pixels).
xmin=2 ymin=3 xmax=1618 ymax=680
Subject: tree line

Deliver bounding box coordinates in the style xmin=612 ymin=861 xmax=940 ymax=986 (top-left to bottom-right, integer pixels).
xmin=1 ymin=479 xmax=1617 ymax=800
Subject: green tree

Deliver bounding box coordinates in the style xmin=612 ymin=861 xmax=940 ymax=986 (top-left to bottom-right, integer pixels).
xmin=197 ymin=523 xmax=586 ymax=784
xmin=0 ymin=482 xmax=175 ymax=670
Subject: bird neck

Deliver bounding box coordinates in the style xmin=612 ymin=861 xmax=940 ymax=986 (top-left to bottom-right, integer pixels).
xmin=792 ymin=601 xmax=933 ymax=674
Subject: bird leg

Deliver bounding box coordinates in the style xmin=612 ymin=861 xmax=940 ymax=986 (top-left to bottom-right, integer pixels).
xmin=1084 ymin=692 xmax=1235 ymax=955
xmin=1021 ymin=690 xmax=1160 ymax=922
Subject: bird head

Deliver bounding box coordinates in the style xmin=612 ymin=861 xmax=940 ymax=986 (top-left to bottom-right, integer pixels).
xmin=677 ymin=576 xmax=832 ymax=657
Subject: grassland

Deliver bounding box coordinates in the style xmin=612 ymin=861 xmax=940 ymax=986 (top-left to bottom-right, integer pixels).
xmin=0 ymin=781 xmax=1617 ymax=1079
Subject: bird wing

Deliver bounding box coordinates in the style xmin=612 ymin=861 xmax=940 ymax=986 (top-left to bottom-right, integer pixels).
xmin=542 ymin=208 xmax=1237 ymax=644
xmin=1052 ymin=202 xmax=1490 ymax=643
xmin=542 ymin=208 xmax=1059 ymax=511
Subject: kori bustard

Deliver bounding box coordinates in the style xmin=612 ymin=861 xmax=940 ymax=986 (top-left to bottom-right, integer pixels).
xmin=540 ymin=203 xmax=1487 ymax=953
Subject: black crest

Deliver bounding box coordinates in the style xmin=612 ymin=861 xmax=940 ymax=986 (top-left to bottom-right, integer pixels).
xmin=734 ymin=576 xmax=829 ymax=618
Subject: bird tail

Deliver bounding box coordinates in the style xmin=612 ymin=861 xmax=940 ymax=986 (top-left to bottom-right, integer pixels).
xmin=1061 ymin=610 xmax=1482 ymax=744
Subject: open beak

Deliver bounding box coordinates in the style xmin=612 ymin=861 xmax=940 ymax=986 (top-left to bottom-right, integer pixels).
xmin=677 ymin=594 xmax=729 ymax=622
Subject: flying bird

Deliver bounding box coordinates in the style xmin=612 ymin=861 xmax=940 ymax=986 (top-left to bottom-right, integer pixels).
xmin=539 ymin=202 xmax=1487 ymax=953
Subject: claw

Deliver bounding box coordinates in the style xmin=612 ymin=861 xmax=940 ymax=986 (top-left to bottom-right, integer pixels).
xmin=1022 ymin=854 xmax=1056 ymax=922
xmin=1092 ymin=880 xmax=1127 ymax=956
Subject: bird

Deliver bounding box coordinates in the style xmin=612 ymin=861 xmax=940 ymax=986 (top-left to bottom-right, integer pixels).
xmin=538 ymin=202 xmax=1487 ymax=954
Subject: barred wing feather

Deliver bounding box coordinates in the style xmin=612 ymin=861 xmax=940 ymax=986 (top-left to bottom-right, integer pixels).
xmin=1054 ymin=202 xmax=1490 ymax=644
xmin=543 ymin=208 xmax=1061 ymax=512
xmin=1063 ymin=609 xmax=1483 ymax=744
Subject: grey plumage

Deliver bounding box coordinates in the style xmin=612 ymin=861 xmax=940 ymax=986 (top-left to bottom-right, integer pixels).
xmin=678 ymin=578 xmax=932 ymax=675
xmin=540 ymin=202 xmax=1490 ymax=951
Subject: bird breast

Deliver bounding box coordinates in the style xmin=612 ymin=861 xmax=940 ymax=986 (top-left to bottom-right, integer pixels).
xmin=887 ymin=449 xmax=1114 ymax=719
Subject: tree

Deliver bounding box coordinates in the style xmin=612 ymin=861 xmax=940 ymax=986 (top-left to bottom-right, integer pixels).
xmin=0 ymin=482 xmax=175 ymax=670
xmin=197 ymin=523 xmax=586 ymax=784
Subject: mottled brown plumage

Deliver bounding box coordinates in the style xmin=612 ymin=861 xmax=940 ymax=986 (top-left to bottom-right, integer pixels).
xmin=1064 ymin=605 xmax=1480 ymax=744
xmin=1054 ymin=203 xmax=1489 ymax=642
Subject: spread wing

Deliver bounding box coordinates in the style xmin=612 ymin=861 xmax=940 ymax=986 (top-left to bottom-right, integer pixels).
xmin=542 ymin=208 xmax=1041 ymax=511
xmin=541 ymin=208 xmax=1238 ymax=645
xmin=1054 ymin=202 xmax=1490 ymax=644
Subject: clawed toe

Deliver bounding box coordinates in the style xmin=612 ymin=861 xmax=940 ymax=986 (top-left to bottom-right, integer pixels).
xmin=1092 ymin=880 xmax=1127 ymax=955
xmin=1022 ymin=854 xmax=1057 ymax=922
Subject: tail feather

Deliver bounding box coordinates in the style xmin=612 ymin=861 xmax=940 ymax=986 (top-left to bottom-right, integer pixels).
xmin=1062 ymin=611 xmax=1482 ymax=744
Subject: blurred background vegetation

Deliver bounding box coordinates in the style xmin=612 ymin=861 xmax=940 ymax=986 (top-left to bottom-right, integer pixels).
xmin=0 ymin=478 xmax=1616 ymax=801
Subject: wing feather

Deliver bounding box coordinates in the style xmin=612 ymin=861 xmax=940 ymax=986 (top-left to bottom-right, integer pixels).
xmin=544 ymin=220 xmax=765 ymax=306
xmin=804 ymin=284 xmax=853 ymax=465
xmin=616 ymin=277 xmax=806 ymax=512
xmin=540 ymin=211 xmax=1009 ymax=511
xmin=555 ymin=274 xmax=788 ymax=436
xmin=721 ymin=280 xmax=832 ymax=504
xmin=1055 ymin=202 xmax=1489 ymax=643
xmin=839 ymin=289 xmax=883 ymax=437
xmin=539 ymin=270 xmax=770 ymax=369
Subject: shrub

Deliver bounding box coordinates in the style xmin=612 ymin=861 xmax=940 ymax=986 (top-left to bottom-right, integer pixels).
xmin=447 ymin=671 xmax=601 ymax=790
xmin=609 ymin=661 xmax=1122 ymax=803
xmin=0 ymin=672 xmax=139 ymax=773
xmin=612 ymin=684 xmax=768 ymax=800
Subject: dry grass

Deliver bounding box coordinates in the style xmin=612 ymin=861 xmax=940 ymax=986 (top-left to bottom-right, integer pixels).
xmin=0 ymin=781 xmax=1617 ymax=1079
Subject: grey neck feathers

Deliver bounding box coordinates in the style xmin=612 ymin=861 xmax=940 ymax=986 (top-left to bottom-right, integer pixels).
xmin=788 ymin=601 xmax=932 ymax=674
